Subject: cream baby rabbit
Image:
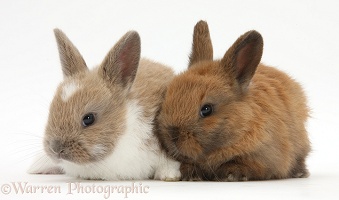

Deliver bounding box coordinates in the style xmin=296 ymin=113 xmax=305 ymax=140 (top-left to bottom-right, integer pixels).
xmin=28 ymin=29 xmax=180 ymax=181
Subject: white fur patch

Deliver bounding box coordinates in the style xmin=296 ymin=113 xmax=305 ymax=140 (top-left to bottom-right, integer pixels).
xmin=91 ymin=144 xmax=107 ymax=157
xmin=61 ymin=81 xmax=80 ymax=102
xmin=154 ymin=155 xmax=181 ymax=181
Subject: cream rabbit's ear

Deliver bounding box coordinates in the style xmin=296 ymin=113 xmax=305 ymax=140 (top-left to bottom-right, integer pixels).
xmin=54 ymin=29 xmax=88 ymax=78
xmin=99 ymin=31 xmax=140 ymax=88
xmin=188 ymin=20 xmax=213 ymax=67
xmin=221 ymin=30 xmax=263 ymax=91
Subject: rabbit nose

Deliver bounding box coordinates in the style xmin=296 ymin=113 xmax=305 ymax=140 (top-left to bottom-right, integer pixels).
xmin=168 ymin=126 xmax=180 ymax=142
xmin=50 ymin=140 xmax=65 ymax=156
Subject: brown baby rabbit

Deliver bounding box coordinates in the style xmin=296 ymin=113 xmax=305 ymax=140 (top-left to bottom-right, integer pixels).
xmin=155 ymin=20 xmax=311 ymax=181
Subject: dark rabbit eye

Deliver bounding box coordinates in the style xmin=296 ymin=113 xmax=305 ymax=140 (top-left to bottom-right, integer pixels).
xmin=200 ymin=104 xmax=213 ymax=117
xmin=82 ymin=113 xmax=95 ymax=127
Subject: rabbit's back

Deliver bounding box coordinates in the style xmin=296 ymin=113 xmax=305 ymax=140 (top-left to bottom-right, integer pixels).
xmin=130 ymin=58 xmax=174 ymax=119
xmin=246 ymin=64 xmax=310 ymax=178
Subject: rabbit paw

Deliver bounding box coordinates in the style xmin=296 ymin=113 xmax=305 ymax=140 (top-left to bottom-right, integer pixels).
xmin=291 ymin=158 xmax=310 ymax=178
xmin=217 ymin=163 xmax=252 ymax=182
xmin=180 ymin=163 xmax=204 ymax=181
xmin=154 ymin=158 xmax=181 ymax=181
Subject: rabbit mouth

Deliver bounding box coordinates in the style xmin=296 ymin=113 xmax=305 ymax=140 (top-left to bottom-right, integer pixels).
xmin=169 ymin=129 xmax=203 ymax=161
xmin=46 ymin=145 xmax=71 ymax=163
xmin=45 ymin=139 xmax=95 ymax=164
xmin=47 ymin=144 xmax=77 ymax=163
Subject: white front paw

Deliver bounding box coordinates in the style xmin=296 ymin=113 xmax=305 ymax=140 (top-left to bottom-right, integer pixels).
xmin=155 ymin=158 xmax=181 ymax=181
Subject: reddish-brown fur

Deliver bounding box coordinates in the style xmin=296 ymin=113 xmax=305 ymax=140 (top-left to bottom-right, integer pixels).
xmin=154 ymin=21 xmax=310 ymax=181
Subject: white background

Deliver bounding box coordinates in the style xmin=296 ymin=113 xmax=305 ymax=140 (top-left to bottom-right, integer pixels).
xmin=0 ymin=0 xmax=338 ymax=199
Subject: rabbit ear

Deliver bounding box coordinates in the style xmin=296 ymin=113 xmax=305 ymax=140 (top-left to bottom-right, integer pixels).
xmin=221 ymin=30 xmax=263 ymax=91
xmin=99 ymin=31 xmax=140 ymax=88
xmin=188 ymin=20 xmax=213 ymax=67
xmin=54 ymin=29 xmax=88 ymax=78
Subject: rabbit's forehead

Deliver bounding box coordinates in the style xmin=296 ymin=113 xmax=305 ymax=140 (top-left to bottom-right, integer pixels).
xmin=164 ymin=77 xmax=208 ymax=113
xmin=167 ymin=74 xmax=225 ymax=100
xmin=60 ymin=81 xmax=81 ymax=102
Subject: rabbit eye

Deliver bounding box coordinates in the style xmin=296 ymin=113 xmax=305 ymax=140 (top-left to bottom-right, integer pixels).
xmin=200 ymin=104 xmax=213 ymax=117
xmin=82 ymin=113 xmax=95 ymax=127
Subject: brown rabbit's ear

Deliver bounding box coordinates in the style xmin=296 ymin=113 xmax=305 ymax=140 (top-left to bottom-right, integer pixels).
xmin=221 ymin=30 xmax=263 ymax=91
xmin=188 ymin=20 xmax=213 ymax=67
xmin=99 ymin=31 xmax=140 ymax=88
xmin=54 ymin=29 xmax=88 ymax=78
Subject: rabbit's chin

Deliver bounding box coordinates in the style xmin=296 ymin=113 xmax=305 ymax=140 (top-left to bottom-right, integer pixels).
xmin=174 ymin=141 xmax=203 ymax=162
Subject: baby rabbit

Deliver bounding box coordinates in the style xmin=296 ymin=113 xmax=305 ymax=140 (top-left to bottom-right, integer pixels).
xmin=155 ymin=21 xmax=310 ymax=181
xmin=28 ymin=29 xmax=180 ymax=181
